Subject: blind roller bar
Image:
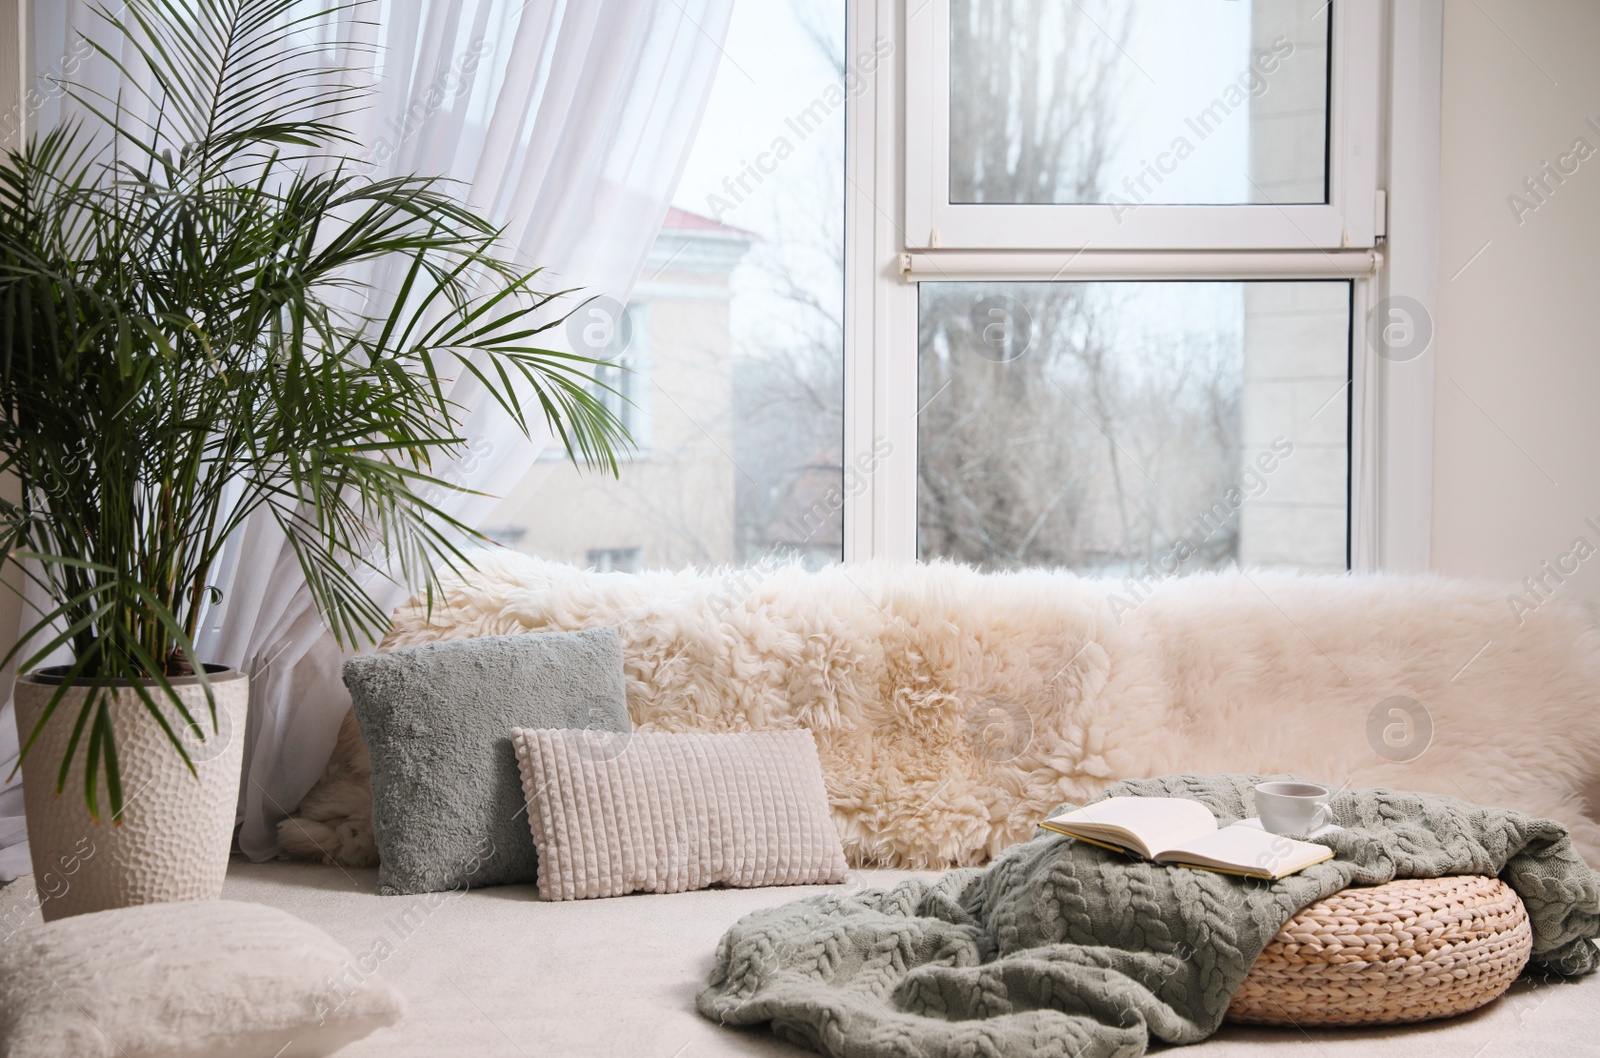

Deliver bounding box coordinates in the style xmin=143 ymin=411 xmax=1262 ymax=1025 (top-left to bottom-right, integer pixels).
xmin=900 ymin=249 xmax=1382 ymax=282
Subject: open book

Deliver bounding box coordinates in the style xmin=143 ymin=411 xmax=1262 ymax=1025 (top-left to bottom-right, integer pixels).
xmin=1040 ymin=797 xmax=1335 ymax=881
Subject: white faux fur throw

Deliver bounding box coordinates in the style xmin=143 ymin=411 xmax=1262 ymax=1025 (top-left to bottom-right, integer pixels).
xmin=280 ymin=552 xmax=1600 ymax=870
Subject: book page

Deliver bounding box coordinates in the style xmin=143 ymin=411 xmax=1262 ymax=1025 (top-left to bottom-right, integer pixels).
xmin=1042 ymin=797 xmax=1219 ymax=858
xmin=1153 ymin=825 xmax=1332 ymax=880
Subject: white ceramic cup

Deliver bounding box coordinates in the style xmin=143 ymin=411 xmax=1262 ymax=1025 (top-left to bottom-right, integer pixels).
xmin=1252 ymin=781 xmax=1332 ymax=836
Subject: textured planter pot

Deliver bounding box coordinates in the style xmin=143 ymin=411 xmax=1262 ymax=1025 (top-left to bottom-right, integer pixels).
xmin=14 ymin=667 xmax=249 ymax=922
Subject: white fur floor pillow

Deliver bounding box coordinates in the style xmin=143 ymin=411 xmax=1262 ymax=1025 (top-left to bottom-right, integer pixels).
xmin=281 ymin=553 xmax=1600 ymax=871
xmin=0 ymin=899 xmax=403 ymax=1057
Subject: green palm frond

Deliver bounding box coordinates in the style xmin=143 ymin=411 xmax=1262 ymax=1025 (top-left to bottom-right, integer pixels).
xmin=0 ymin=0 xmax=631 ymax=820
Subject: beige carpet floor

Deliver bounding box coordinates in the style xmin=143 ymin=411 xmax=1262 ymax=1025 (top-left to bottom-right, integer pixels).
xmin=220 ymin=860 xmax=1600 ymax=1058
xmin=8 ymin=860 xmax=1597 ymax=1056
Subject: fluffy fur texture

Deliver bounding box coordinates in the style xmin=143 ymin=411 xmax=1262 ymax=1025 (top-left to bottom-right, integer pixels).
xmin=348 ymin=628 xmax=629 ymax=893
xmin=0 ymin=898 xmax=403 ymax=1057
xmin=280 ymin=552 xmax=1600 ymax=870
xmin=277 ymin=707 xmax=377 ymax=867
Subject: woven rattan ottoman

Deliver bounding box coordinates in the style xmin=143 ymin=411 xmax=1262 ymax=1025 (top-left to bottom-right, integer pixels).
xmin=1227 ymin=875 xmax=1532 ymax=1026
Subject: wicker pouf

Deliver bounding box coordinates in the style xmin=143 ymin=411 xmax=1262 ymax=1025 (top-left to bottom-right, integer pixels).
xmin=1226 ymin=876 xmax=1532 ymax=1027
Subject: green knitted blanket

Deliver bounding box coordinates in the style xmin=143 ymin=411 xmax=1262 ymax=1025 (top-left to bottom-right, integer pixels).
xmin=698 ymin=775 xmax=1600 ymax=1058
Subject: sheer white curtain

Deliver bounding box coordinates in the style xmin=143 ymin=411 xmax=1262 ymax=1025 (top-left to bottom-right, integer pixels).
xmin=0 ymin=0 xmax=733 ymax=873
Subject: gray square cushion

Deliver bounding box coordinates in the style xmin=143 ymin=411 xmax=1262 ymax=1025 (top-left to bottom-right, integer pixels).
xmin=345 ymin=628 xmax=630 ymax=895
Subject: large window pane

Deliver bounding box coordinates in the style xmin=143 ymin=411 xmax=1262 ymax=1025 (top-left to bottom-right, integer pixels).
xmin=949 ymin=0 xmax=1330 ymax=206
xmin=482 ymin=2 xmax=846 ymax=570
xmin=916 ymin=281 xmax=1349 ymax=574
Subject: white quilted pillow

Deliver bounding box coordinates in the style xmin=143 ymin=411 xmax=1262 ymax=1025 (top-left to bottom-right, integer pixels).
xmin=0 ymin=899 xmax=403 ymax=1057
xmin=512 ymin=728 xmax=848 ymax=900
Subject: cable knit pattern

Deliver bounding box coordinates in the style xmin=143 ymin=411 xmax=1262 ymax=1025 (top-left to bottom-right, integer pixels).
xmin=512 ymin=729 xmax=848 ymax=900
xmin=697 ymin=774 xmax=1600 ymax=1058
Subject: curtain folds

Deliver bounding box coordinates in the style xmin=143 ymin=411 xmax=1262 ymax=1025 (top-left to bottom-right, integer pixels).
xmin=0 ymin=0 xmax=733 ymax=874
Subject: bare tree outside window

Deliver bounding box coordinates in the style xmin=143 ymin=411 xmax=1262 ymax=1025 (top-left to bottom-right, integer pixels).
xmin=486 ymin=0 xmax=1347 ymax=577
xmin=918 ymin=282 xmax=1248 ymax=574
xmin=947 ymin=0 xmax=1125 ymax=204
xmin=731 ymin=161 xmax=846 ymax=567
xmin=918 ymin=0 xmax=1347 ymax=575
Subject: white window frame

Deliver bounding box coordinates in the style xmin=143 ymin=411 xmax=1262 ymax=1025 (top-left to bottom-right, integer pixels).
xmin=842 ymin=0 xmax=1439 ymax=572
xmin=904 ymin=0 xmax=1382 ymax=252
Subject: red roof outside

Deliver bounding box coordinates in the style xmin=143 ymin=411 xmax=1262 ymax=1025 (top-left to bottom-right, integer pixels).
xmin=660 ymin=205 xmax=755 ymax=238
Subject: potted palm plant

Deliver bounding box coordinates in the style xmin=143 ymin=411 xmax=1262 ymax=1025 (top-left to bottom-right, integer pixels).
xmin=0 ymin=1 xmax=626 ymax=919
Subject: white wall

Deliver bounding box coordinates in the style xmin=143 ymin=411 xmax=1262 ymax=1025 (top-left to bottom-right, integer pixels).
xmin=1432 ymin=0 xmax=1600 ymax=607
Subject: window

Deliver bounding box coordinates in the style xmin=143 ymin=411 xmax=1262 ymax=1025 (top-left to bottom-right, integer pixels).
xmin=904 ymin=0 xmax=1379 ymax=250
xmin=947 ymin=1 xmax=1328 ymax=206
xmin=823 ymin=0 xmax=1414 ymax=575
xmin=916 ymin=281 xmax=1350 ymax=574
xmin=487 ymin=0 xmax=1424 ymax=577
xmin=484 ymin=1 xmax=847 ymax=573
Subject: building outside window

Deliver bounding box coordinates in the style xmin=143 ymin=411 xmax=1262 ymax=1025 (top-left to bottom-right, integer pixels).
xmin=485 ymin=0 xmax=1402 ymax=579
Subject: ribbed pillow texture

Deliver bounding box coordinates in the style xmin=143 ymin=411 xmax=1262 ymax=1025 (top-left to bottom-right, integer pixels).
xmin=511 ymin=728 xmax=848 ymax=900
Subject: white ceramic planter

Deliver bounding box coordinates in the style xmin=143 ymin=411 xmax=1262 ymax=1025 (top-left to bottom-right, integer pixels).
xmin=14 ymin=667 xmax=249 ymax=922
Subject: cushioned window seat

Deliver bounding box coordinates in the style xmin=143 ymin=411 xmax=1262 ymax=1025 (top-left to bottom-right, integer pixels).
xmin=15 ymin=860 xmax=1594 ymax=1058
